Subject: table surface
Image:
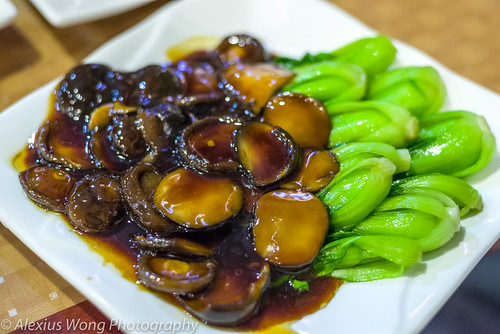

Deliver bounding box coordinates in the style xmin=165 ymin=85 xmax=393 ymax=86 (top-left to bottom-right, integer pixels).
xmin=1 ymin=0 xmax=499 ymax=333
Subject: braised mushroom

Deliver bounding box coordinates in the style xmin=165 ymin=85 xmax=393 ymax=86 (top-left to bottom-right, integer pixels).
xmin=263 ymin=92 xmax=331 ymax=148
xmin=282 ymin=149 xmax=339 ymax=192
xmin=128 ymin=65 xmax=185 ymax=107
xmin=137 ymin=253 xmax=216 ymax=294
xmin=216 ymin=34 xmax=266 ymax=66
xmin=68 ymin=172 xmax=125 ymax=233
xmin=36 ymin=119 xmax=95 ymax=170
xmin=253 ymin=190 xmax=329 ymax=268
xmin=137 ymin=103 xmax=189 ymax=161
xmin=134 ymin=235 xmax=213 ymax=258
xmin=88 ymin=103 xmax=147 ymax=172
xmin=223 ymin=63 xmax=295 ymax=113
xmin=171 ymin=60 xmax=223 ymax=105
xmin=122 ymin=163 xmax=175 ymax=233
xmin=178 ymin=116 xmax=243 ymax=173
xmin=182 ymin=261 xmax=270 ymax=325
xmin=55 ymin=64 xmax=113 ymax=122
xmin=19 ymin=166 xmax=77 ymax=213
xmin=153 ymin=168 xmax=243 ymax=229
xmin=235 ymin=122 xmax=301 ymax=187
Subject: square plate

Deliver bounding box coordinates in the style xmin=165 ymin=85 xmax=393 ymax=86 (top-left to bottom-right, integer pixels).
xmin=1 ymin=0 xmax=500 ymax=333
xmin=29 ymin=0 xmax=154 ymax=27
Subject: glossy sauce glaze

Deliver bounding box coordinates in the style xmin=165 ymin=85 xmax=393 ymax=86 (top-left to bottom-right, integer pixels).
xmin=14 ymin=34 xmax=342 ymax=331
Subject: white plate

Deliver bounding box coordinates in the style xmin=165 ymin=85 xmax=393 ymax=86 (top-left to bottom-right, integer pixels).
xmin=1 ymin=0 xmax=500 ymax=333
xmin=0 ymin=0 xmax=16 ymax=30
xmin=29 ymin=0 xmax=154 ymax=28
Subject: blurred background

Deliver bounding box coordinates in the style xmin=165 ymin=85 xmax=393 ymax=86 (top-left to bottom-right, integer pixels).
xmin=0 ymin=0 xmax=499 ymax=333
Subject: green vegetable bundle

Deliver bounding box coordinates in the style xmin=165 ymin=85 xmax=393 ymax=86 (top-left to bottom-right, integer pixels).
xmin=282 ymin=61 xmax=366 ymax=104
xmin=408 ymin=110 xmax=496 ymax=177
xmin=367 ymin=66 xmax=447 ymax=117
xmin=276 ymin=35 xmax=496 ymax=283
xmin=314 ymin=174 xmax=480 ymax=282
xmin=326 ymin=101 xmax=418 ymax=148
xmin=275 ymin=36 xmax=396 ymax=75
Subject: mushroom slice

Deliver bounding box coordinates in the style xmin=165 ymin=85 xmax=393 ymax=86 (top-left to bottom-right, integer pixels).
xmin=36 ymin=119 xmax=95 ymax=170
xmin=171 ymin=60 xmax=223 ymax=105
xmin=182 ymin=261 xmax=270 ymax=325
xmin=55 ymin=64 xmax=112 ymax=122
xmin=137 ymin=253 xmax=215 ymax=294
xmin=128 ymin=65 xmax=186 ymax=107
xmin=223 ymin=63 xmax=295 ymax=113
xmin=19 ymin=166 xmax=76 ymax=213
xmin=263 ymin=92 xmax=331 ymax=148
xmin=178 ymin=116 xmax=243 ymax=173
xmin=89 ymin=103 xmax=147 ymax=172
xmin=134 ymin=235 xmax=213 ymax=258
xmin=153 ymin=168 xmax=243 ymax=229
xmin=253 ymin=190 xmax=329 ymax=268
xmin=137 ymin=103 xmax=189 ymax=160
xmin=68 ymin=172 xmax=125 ymax=233
xmin=282 ymin=150 xmax=340 ymax=192
xmin=122 ymin=163 xmax=175 ymax=233
xmin=235 ymin=122 xmax=300 ymax=187
xmin=216 ymin=34 xmax=266 ymax=66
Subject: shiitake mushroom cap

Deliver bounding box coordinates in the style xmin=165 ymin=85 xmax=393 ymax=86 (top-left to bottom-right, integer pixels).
xmin=234 ymin=122 xmax=301 ymax=187
xmin=68 ymin=172 xmax=125 ymax=233
xmin=216 ymin=34 xmax=266 ymax=66
xmin=182 ymin=261 xmax=270 ymax=325
xmin=122 ymin=163 xmax=176 ymax=233
xmin=137 ymin=253 xmax=216 ymax=294
xmin=263 ymin=92 xmax=331 ymax=148
xmin=138 ymin=103 xmax=189 ymax=159
xmin=282 ymin=149 xmax=339 ymax=192
xmin=55 ymin=64 xmax=113 ymax=122
xmin=89 ymin=104 xmax=147 ymax=172
xmin=19 ymin=165 xmax=77 ymax=213
xmin=36 ymin=119 xmax=95 ymax=170
xmin=170 ymin=59 xmax=223 ymax=105
xmin=253 ymin=190 xmax=329 ymax=269
xmin=177 ymin=116 xmax=244 ymax=173
xmin=153 ymin=168 xmax=244 ymax=229
xmin=223 ymin=63 xmax=295 ymax=114
xmin=133 ymin=234 xmax=213 ymax=258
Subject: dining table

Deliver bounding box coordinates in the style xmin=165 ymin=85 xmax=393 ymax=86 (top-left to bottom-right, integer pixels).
xmin=1 ymin=0 xmax=499 ymax=333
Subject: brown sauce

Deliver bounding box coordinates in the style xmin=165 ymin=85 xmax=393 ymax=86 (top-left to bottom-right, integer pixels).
xmin=13 ymin=34 xmax=343 ymax=332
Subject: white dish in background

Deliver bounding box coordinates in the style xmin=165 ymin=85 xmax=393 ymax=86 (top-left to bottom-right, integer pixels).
xmin=1 ymin=0 xmax=500 ymax=333
xmin=29 ymin=0 xmax=154 ymax=28
xmin=0 ymin=0 xmax=17 ymax=30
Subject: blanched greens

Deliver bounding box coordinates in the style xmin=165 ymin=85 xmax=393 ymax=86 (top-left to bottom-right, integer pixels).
xmin=367 ymin=66 xmax=447 ymax=117
xmin=326 ymin=101 xmax=418 ymax=148
xmin=275 ymin=36 xmax=396 ymax=75
xmin=275 ymin=35 xmax=496 ymax=283
xmin=315 ymin=173 xmax=480 ymax=281
xmin=282 ymin=61 xmax=366 ymax=104
xmin=408 ymin=110 xmax=496 ymax=177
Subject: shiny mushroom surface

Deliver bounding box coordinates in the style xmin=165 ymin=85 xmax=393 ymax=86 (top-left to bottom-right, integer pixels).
xmin=263 ymin=92 xmax=332 ymax=148
xmin=178 ymin=116 xmax=243 ymax=173
xmin=122 ymin=163 xmax=175 ymax=233
xmin=253 ymin=190 xmax=329 ymax=268
xmin=137 ymin=254 xmax=216 ymax=294
xmin=19 ymin=165 xmax=77 ymax=213
xmin=216 ymin=33 xmax=266 ymax=66
xmin=223 ymin=63 xmax=295 ymax=113
xmin=235 ymin=122 xmax=301 ymax=187
xmin=282 ymin=149 xmax=340 ymax=192
xmin=67 ymin=172 xmax=125 ymax=233
xmin=153 ymin=168 xmax=244 ymax=229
